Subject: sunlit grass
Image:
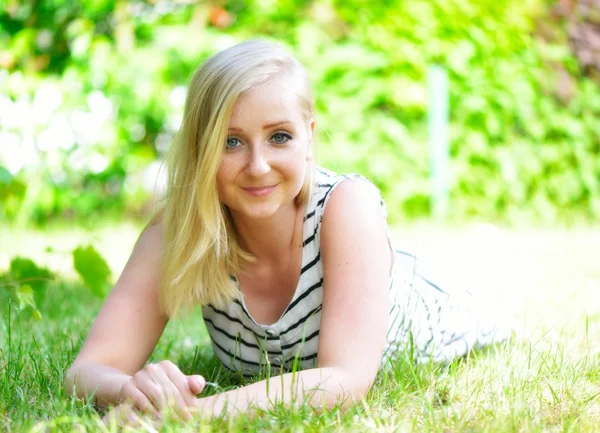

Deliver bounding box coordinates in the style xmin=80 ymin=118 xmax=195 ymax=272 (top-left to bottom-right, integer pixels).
xmin=1 ymin=224 xmax=599 ymax=432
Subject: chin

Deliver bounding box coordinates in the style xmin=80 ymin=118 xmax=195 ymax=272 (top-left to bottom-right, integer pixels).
xmin=226 ymin=191 xmax=299 ymax=220
xmin=242 ymin=205 xmax=282 ymax=219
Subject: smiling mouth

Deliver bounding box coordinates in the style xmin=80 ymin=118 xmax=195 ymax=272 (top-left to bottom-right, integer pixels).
xmin=241 ymin=184 xmax=278 ymax=197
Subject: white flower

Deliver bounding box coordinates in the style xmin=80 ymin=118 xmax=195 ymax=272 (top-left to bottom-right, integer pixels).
xmin=70 ymin=110 xmax=103 ymax=147
xmin=0 ymin=131 xmax=24 ymax=173
xmin=88 ymin=152 xmax=109 ymax=174
xmin=166 ymin=113 xmax=182 ymax=133
xmin=67 ymin=149 xmax=109 ymax=174
xmin=0 ymin=94 xmax=14 ymax=127
xmin=68 ymin=148 xmax=87 ymax=172
xmin=0 ymin=132 xmax=40 ymax=173
xmin=37 ymin=113 xmax=75 ymax=152
xmin=87 ymin=90 xmax=113 ymax=122
xmin=2 ymin=96 xmax=31 ymax=130
xmin=214 ymin=35 xmax=238 ymax=52
xmin=128 ymin=123 xmax=146 ymax=142
xmin=169 ymin=85 xmax=187 ymax=108
xmin=154 ymin=132 xmax=172 ymax=153
xmin=142 ymin=160 xmax=168 ymax=197
xmin=32 ymin=83 xmax=63 ymax=125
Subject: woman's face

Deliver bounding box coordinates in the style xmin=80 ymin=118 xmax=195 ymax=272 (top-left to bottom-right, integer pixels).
xmin=216 ymin=74 xmax=314 ymax=221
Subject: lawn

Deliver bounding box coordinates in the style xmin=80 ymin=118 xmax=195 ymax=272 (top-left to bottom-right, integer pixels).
xmin=1 ymin=223 xmax=599 ymax=432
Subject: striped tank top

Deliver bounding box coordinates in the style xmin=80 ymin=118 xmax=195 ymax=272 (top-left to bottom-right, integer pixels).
xmin=201 ymin=168 xmax=508 ymax=377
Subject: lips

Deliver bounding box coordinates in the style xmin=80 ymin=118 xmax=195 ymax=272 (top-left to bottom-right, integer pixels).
xmin=241 ymin=184 xmax=278 ymax=197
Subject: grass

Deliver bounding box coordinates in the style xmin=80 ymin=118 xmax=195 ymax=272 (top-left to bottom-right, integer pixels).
xmin=1 ymin=223 xmax=600 ymax=432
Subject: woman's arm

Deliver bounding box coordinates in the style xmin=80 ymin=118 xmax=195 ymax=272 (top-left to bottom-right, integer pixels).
xmin=64 ymin=220 xmax=202 ymax=416
xmin=194 ymin=179 xmax=391 ymax=417
xmin=195 ymin=367 xmax=366 ymax=417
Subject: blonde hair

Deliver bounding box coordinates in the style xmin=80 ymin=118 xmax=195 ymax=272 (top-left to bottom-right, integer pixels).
xmin=158 ymin=40 xmax=316 ymax=317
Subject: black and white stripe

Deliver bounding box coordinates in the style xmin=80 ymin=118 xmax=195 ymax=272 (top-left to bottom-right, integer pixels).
xmin=202 ymin=167 xmax=509 ymax=375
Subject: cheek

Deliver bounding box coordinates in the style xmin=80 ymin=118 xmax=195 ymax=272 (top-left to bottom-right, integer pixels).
xmin=216 ymin=163 xmax=233 ymax=198
xmin=286 ymin=148 xmax=308 ymax=184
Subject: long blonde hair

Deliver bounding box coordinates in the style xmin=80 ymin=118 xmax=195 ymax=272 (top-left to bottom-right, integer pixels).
xmin=158 ymin=40 xmax=316 ymax=317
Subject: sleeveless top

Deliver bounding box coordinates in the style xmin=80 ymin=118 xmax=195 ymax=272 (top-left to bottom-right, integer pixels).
xmin=201 ymin=168 xmax=508 ymax=377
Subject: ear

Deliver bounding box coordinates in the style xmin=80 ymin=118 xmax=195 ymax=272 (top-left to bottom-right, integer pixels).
xmin=306 ymin=118 xmax=315 ymax=161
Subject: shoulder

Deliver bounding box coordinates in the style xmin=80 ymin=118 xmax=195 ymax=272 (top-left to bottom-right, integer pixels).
xmin=314 ymin=167 xmax=384 ymax=213
xmin=314 ymin=166 xmax=384 ymax=221
xmin=316 ymin=169 xmax=388 ymax=251
xmin=309 ymin=168 xmax=388 ymax=252
xmin=136 ymin=212 xmax=164 ymax=249
xmin=320 ymin=176 xmax=385 ymax=232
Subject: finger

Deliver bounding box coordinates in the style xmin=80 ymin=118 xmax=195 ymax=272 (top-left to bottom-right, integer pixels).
xmin=102 ymin=406 xmax=122 ymax=427
xmin=161 ymin=361 xmax=200 ymax=404
xmin=122 ymin=385 xmax=161 ymax=419
xmin=102 ymin=403 xmax=134 ymax=428
xmin=133 ymin=369 xmax=168 ymax=412
xmin=126 ymin=409 xmax=160 ymax=433
xmin=126 ymin=408 xmax=142 ymax=426
xmin=151 ymin=364 xmax=193 ymax=421
xmin=187 ymin=375 xmax=206 ymax=395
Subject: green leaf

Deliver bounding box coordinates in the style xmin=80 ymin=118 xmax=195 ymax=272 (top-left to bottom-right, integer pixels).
xmin=15 ymin=284 xmax=43 ymax=320
xmin=10 ymin=257 xmax=54 ymax=293
xmin=16 ymin=285 xmax=35 ymax=310
xmin=0 ymin=166 xmax=13 ymax=184
xmin=72 ymin=245 xmax=111 ymax=296
xmin=0 ymin=166 xmax=26 ymax=202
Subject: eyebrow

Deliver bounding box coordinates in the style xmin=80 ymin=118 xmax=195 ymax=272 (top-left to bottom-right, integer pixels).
xmin=228 ymin=120 xmax=293 ymax=132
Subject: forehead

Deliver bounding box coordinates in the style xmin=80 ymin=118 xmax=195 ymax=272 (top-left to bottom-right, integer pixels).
xmin=229 ymin=75 xmax=304 ymax=126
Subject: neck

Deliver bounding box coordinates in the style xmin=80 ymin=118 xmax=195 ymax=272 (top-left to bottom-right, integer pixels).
xmin=229 ymin=203 xmax=304 ymax=264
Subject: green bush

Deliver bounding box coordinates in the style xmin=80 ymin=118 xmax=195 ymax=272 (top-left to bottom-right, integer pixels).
xmin=1 ymin=0 xmax=599 ymax=225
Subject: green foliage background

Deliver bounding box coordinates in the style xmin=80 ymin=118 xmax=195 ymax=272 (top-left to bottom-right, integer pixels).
xmin=1 ymin=0 xmax=599 ymax=225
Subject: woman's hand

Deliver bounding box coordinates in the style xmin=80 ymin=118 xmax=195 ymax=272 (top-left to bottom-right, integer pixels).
xmin=102 ymin=403 xmax=161 ymax=432
xmin=118 ymin=360 xmax=205 ymax=421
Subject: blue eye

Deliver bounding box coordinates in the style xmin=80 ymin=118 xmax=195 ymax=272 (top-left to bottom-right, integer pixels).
xmin=271 ymin=132 xmax=292 ymax=144
xmin=226 ymin=137 xmax=241 ymax=149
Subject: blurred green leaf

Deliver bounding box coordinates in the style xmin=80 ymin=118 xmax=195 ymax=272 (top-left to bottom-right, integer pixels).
xmin=16 ymin=285 xmax=35 ymax=310
xmin=15 ymin=285 xmax=43 ymax=320
xmin=0 ymin=166 xmax=13 ymax=184
xmin=9 ymin=257 xmax=54 ymax=293
xmin=72 ymin=245 xmax=111 ymax=296
xmin=0 ymin=166 xmax=26 ymax=202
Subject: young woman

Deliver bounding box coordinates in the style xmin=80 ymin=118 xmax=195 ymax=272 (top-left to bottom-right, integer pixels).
xmin=64 ymin=40 xmax=507 ymax=423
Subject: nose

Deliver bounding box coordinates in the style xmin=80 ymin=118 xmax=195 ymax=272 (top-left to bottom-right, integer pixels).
xmin=245 ymin=145 xmax=270 ymax=177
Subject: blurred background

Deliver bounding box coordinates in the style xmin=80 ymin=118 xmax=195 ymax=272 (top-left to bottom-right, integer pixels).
xmin=2 ymin=6 xmax=600 ymax=427
xmin=2 ymin=0 xmax=600 ymax=229
xmin=1 ymin=3 xmax=600 ymax=402
xmin=1 ymin=0 xmax=600 ymax=313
